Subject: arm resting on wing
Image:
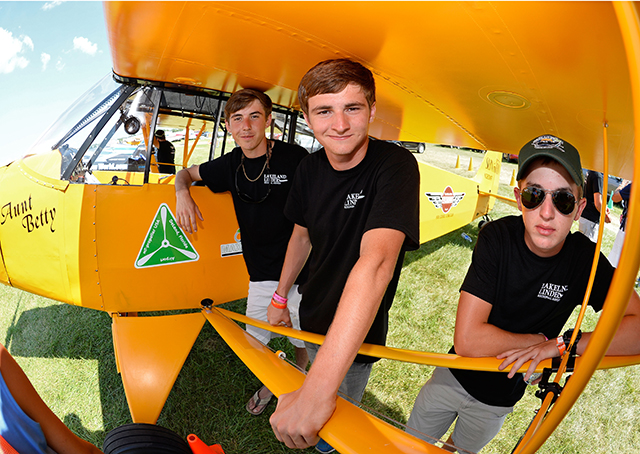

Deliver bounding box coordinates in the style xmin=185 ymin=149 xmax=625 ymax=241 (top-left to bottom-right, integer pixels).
xmin=497 ymin=288 xmax=640 ymax=381
xmin=269 ymin=227 xmax=405 ymax=449
xmin=175 ymin=166 xmax=204 ymax=234
xmin=454 ymin=291 xmax=547 ymax=358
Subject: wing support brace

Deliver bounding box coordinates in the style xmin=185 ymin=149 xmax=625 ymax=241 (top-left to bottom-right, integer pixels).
xmin=202 ymin=306 xmax=445 ymax=454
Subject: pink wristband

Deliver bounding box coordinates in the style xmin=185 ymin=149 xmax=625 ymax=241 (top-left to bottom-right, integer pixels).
xmin=272 ymin=292 xmax=288 ymax=305
xmin=556 ymin=336 xmax=566 ymax=356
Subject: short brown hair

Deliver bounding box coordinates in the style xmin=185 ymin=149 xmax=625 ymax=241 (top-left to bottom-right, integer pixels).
xmin=298 ymin=59 xmax=376 ymax=115
xmin=224 ymin=88 xmax=272 ymax=120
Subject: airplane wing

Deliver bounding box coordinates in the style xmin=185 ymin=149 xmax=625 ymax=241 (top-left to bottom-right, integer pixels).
xmin=104 ymin=1 xmax=635 ymax=178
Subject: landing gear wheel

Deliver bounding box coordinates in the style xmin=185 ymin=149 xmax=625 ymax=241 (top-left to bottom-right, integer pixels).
xmin=103 ymin=423 xmax=191 ymax=454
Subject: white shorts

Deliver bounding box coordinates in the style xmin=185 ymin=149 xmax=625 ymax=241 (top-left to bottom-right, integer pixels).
xmin=407 ymin=367 xmax=513 ymax=453
xmin=608 ymin=228 xmax=625 ymax=267
xmin=579 ymin=217 xmax=599 ymax=242
xmin=245 ymin=280 xmax=305 ymax=349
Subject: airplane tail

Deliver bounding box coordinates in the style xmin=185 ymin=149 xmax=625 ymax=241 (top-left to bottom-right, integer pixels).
xmin=472 ymin=151 xmax=503 ymax=213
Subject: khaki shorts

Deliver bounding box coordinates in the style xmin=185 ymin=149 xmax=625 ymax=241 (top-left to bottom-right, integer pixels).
xmin=407 ymin=367 xmax=513 ymax=453
xmin=245 ymin=280 xmax=305 ymax=348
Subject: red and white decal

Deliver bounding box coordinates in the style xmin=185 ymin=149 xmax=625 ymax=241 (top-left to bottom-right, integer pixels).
xmin=425 ymin=186 xmax=465 ymax=213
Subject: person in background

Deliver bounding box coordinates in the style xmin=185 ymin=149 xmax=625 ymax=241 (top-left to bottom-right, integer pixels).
xmin=578 ymin=170 xmax=611 ymax=241
xmin=407 ymin=135 xmax=640 ymax=453
xmin=154 ymin=129 xmax=176 ymax=174
xmin=608 ymin=179 xmax=632 ymax=267
xmin=175 ymin=88 xmax=309 ymax=417
xmin=0 ymin=343 xmax=103 ymax=454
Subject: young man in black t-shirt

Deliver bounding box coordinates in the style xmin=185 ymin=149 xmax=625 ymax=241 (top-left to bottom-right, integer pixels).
xmin=407 ymin=135 xmax=640 ymax=453
xmin=175 ymin=89 xmax=309 ymax=417
xmin=267 ymin=59 xmax=420 ymax=452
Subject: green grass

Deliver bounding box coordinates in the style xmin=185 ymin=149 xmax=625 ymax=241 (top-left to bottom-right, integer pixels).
xmin=2 ymin=144 xmax=638 ymax=453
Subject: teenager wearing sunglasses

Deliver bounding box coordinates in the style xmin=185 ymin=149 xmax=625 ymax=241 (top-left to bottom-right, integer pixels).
xmin=407 ymin=135 xmax=640 ymax=454
xmin=175 ymin=89 xmax=309 ymax=417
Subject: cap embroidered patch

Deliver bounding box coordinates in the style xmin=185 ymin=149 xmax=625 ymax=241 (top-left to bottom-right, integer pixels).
xmin=532 ymin=135 xmax=565 ymax=152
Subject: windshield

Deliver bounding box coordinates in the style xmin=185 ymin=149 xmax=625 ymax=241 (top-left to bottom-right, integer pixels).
xmin=24 ymin=74 xmax=312 ymax=185
xmin=28 ymin=74 xmax=119 ymax=159
xmin=25 ymin=74 xmax=152 ymax=182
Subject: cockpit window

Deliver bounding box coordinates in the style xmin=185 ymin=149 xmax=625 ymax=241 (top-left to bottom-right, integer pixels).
xmin=24 ymin=74 xmax=310 ymax=185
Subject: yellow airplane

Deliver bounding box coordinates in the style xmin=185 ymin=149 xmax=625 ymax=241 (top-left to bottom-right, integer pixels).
xmin=1 ymin=1 xmax=639 ymax=453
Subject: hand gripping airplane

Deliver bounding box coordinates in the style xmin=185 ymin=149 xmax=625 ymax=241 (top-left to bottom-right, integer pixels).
xmin=1 ymin=2 xmax=640 ymax=453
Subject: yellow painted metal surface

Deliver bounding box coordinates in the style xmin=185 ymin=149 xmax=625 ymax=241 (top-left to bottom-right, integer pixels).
xmin=89 ymin=184 xmax=248 ymax=312
xmin=0 ymin=154 xmax=249 ymax=311
xmin=105 ymin=1 xmax=634 ymax=178
xmin=0 ymin=167 xmax=9 ymax=285
xmin=204 ymin=307 xmax=444 ymax=454
xmin=0 ymin=157 xmax=84 ymax=302
xmin=112 ymin=312 xmax=206 ymax=423
xmin=418 ymin=151 xmax=501 ymax=244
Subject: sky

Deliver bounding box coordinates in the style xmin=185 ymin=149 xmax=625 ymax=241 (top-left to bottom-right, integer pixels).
xmin=0 ymin=1 xmax=112 ymax=163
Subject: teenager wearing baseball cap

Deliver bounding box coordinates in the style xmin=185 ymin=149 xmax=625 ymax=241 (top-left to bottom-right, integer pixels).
xmin=407 ymin=135 xmax=640 ymax=453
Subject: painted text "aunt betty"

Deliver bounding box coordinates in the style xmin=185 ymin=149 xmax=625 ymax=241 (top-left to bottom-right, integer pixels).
xmin=1 ymin=196 xmax=56 ymax=233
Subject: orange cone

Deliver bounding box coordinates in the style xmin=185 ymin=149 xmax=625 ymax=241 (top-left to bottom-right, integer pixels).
xmin=455 ymin=155 xmax=460 ymax=168
xmin=188 ymin=434 xmax=226 ymax=454
xmin=468 ymin=156 xmax=473 ymax=171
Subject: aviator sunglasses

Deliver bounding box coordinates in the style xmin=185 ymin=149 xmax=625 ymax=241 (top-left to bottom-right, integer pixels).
xmin=520 ymin=186 xmax=577 ymax=216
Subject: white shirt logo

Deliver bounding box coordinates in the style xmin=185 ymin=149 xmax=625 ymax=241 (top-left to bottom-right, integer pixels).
xmin=264 ymin=174 xmax=288 ymax=185
xmin=537 ymin=282 xmax=568 ymax=302
xmin=344 ymin=191 xmax=365 ymax=209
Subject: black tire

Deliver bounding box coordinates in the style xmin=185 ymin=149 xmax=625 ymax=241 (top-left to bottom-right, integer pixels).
xmin=103 ymin=423 xmax=191 ymax=454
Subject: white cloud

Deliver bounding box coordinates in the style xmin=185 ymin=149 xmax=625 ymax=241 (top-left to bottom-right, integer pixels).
xmin=0 ymin=28 xmax=32 ymax=74
xmin=42 ymin=1 xmax=63 ymax=11
xmin=23 ymin=36 xmax=34 ymax=51
xmin=41 ymin=53 xmax=51 ymax=71
xmin=73 ymin=36 xmax=97 ymax=56
xmin=55 ymin=57 xmax=65 ymax=71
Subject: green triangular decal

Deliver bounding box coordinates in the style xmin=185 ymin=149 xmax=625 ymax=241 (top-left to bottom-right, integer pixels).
xmin=135 ymin=203 xmax=199 ymax=269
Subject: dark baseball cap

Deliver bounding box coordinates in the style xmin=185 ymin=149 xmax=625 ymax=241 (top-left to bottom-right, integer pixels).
xmin=154 ymin=129 xmax=166 ymax=139
xmin=516 ymin=135 xmax=583 ymax=187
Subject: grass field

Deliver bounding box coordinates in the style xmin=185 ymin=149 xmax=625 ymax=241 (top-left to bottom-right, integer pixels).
xmin=2 ymin=143 xmax=638 ymax=453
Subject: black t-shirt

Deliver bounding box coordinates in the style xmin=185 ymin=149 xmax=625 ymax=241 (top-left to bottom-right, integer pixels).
xmin=285 ymin=139 xmax=420 ymax=362
xmin=581 ymin=171 xmax=604 ymax=223
xmin=157 ymin=141 xmax=176 ymax=174
xmin=198 ymin=140 xmax=308 ymax=282
xmin=451 ymin=215 xmax=614 ymax=406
